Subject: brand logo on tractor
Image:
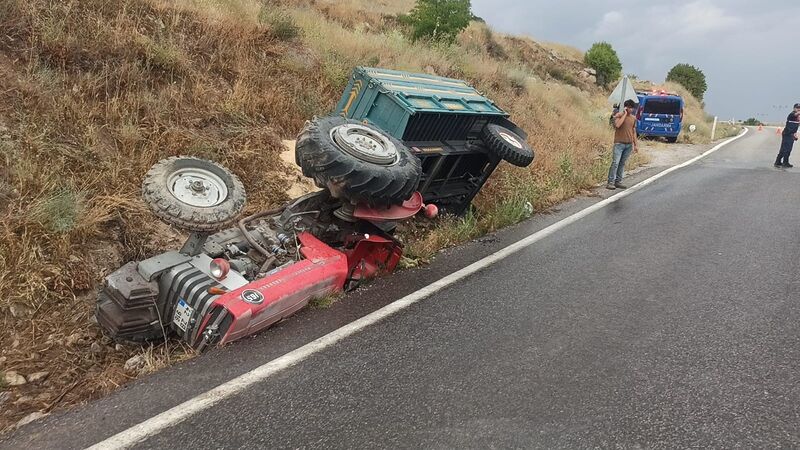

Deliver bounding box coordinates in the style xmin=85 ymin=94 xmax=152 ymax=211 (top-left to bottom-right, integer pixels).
xmin=241 ymin=289 xmax=265 ymax=304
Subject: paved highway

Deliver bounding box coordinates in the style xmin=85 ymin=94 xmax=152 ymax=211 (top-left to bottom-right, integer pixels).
xmin=4 ymin=128 xmax=800 ymax=448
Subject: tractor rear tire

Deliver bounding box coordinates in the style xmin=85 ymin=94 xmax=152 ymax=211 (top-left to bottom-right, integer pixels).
xmin=142 ymin=156 xmax=247 ymax=232
xmin=295 ymin=116 xmax=422 ymax=206
xmin=482 ymin=123 xmax=535 ymax=167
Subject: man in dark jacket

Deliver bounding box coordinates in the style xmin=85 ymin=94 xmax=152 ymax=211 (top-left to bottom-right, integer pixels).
xmin=775 ymin=104 xmax=800 ymax=168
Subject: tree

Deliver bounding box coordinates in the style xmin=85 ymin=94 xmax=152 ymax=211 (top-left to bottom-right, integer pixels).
xmin=405 ymin=0 xmax=472 ymax=44
xmin=666 ymin=63 xmax=707 ymax=101
xmin=584 ymin=41 xmax=622 ymax=85
xmin=743 ymin=118 xmax=763 ymax=126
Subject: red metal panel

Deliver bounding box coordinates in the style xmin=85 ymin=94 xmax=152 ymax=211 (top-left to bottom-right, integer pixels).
xmin=353 ymin=191 xmax=423 ymax=222
xmin=211 ymin=233 xmax=349 ymax=345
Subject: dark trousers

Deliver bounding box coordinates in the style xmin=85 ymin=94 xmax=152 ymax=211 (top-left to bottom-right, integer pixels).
xmin=777 ymin=134 xmax=795 ymax=164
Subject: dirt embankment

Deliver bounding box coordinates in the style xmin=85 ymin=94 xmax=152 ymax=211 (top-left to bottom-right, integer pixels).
xmin=0 ymin=0 xmax=340 ymax=432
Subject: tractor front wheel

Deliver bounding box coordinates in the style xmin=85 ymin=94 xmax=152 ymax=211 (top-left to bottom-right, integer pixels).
xmin=142 ymin=156 xmax=247 ymax=232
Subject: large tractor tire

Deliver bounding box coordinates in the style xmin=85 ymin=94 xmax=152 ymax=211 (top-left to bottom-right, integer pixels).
xmin=142 ymin=156 xmax=247 ymax=232
xmin=482 ymin=123 xmax=535 ymax=167
xmin=295 ymin=116 xmax=422 ymax=206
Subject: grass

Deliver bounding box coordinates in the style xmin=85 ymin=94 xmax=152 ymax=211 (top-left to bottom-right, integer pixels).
xmin=0 ymin=0 xmax=734 ymax=432
xmin=308 ymin=292 xmax=342 ymax=309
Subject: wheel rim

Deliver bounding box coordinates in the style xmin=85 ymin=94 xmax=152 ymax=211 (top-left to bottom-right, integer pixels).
xmin=498 ymin=131 xmax=524 ymax=149
xmin=331 ymin=124 xmax=398 ymax=165
xmin=167 ymin=168 xmax=229 ymax=207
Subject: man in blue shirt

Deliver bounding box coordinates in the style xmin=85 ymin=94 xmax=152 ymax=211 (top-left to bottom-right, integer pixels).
xmin=774 ymin=103 xmax=800 ymax=168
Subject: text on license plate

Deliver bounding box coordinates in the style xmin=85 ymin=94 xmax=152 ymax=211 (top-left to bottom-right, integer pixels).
xmin=174 ymin=299 xmax=194 ymax=332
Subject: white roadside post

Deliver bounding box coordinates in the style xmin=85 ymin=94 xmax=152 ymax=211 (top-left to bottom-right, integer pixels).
xmin=711 ymin=116 xmax=718 ymax=141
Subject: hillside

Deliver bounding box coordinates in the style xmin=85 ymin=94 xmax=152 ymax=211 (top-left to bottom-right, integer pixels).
xmin=0 ymin=0 xmax=735 ymax=431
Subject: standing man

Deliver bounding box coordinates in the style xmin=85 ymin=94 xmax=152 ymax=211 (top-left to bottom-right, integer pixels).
xmin=774 ymin=103 xmax=800 ymax=168
xmin=607 ymin=99 xmax=639 ymax=190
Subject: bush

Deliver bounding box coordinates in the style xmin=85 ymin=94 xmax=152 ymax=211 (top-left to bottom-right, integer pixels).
xmin=259 ymin=8 xmax=301 ymax=41
xmin=743 ymin=118 xmax=763 ymax=126
xmin=584 ymin=41 xmax=621 ymax=85
xmin=666 ymin=63 xmax=707 ymax=101
xmin=405 ymin=0 xmax=472 ymax=44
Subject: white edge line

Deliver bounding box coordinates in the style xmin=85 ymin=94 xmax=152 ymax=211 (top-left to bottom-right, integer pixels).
xmin=87 ymin=127 xmax=749 ymax=450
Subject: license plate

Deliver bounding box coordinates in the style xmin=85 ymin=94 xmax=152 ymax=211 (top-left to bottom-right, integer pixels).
xmin=173 ymin=299 xmax=194 ymax=332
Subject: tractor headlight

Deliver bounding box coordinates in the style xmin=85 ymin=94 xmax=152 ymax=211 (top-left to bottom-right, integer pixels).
xmin=210 ymin=258 xmax=230 ymax=280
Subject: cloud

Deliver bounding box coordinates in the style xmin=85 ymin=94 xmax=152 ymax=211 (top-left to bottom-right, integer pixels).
xmin=593 ymin=11 xmax=624 ymax=38
xmin=472 ymin=0 xmax=800 ymax=121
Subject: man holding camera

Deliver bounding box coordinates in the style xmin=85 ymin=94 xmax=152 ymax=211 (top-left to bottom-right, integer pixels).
xmin=607 ymin=99 xmax=639 ymax=190
xmin=774 ymin=103 xmax=800 ymax=168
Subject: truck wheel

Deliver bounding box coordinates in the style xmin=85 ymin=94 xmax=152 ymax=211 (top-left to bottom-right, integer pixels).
xmin=295 ymin=116 xmax=421 ymax=206
xmin=666 ymin=136 xmax=678 ymax=143
xmin=142 ymin=156 xmax=247 ymax=232
xmin=482 ymin=124 xmax=534 ymax=167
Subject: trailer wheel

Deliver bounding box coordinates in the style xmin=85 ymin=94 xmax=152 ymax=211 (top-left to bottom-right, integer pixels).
xmin=295 ymin=116 xmax=421 ymax=206
xmin=142 ymin=156 xmax=247 ymax=232
xmin=482 ymin=123 xmax=534 ymax=167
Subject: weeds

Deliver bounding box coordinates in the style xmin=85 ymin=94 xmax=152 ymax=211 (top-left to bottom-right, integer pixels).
xmin=259 ymin=7 xmax=301 ymax=40
xmin=28 ymin=188 xmax=84 ymax=233
xmin=309 ymin=292 xmax=342 ymax=309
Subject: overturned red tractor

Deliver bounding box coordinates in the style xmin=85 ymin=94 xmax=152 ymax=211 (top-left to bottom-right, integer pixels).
xmin=96 ymin=68 xmax=534 ymax=350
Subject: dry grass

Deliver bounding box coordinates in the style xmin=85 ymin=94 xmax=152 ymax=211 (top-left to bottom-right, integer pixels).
xmin=0 ymin=0 xmax=341 ymax=431
xmin=0 ymin=0 xmax=732 ymax=432
xmin=540 ymin=40 xmax=585 ymax=62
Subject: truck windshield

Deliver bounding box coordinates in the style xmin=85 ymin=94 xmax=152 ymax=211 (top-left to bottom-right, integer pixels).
xmin=642 ymin=99 xmax=681 ymax=115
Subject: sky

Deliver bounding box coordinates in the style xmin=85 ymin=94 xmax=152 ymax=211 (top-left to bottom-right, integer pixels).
xmin=471 ymin=0 xmax=800 ymax=123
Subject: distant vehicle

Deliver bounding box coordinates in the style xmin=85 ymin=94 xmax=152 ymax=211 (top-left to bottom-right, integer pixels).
xmin=634 ymin=90 xmax=684 ymax=143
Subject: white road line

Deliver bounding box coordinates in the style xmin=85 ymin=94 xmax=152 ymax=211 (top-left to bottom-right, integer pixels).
xmin=87 ymin=128 xmax=749 ymax=450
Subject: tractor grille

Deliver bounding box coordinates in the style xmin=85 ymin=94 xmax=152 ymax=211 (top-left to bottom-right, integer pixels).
xmin=160 ymin=263 xmax=220 ymax=345
xmin=403 ymin=113 xmax=485 ymax=142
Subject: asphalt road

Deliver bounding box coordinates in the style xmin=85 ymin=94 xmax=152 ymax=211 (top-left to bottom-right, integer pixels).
xmin=5 ymin=127 xmax=800 ymax=448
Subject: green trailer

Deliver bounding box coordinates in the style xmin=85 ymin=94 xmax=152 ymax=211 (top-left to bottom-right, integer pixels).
xmin=334 ymin=67 xmax=533 ymax=214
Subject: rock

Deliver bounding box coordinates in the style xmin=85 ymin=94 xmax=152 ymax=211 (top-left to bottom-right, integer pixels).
xmin=124 ymin=354 xmax=146 ymax=371
xmin=13 ymin=395 xmax=32 ymax=405
xmin=11 ymin=339 xmax=19 ymax=348
xmin=0 ymin=356 xmax=7 ymax=364
xmin=4 ymin=371 xmax=27 ymax=386
xmin=584 ymin=67 xmax=597 ymax=76
xmin=16 ymin=411 xmax=48 ymax=428
xmin=115 ymin=344 xmax=124 ymax=351
xmin=27 ymin=371 xmax=49 ymax=383
xmin=90 ymin=342 xmax=102 ymax=353
xmin=35 ymin=392 xmax=54 ymax=403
